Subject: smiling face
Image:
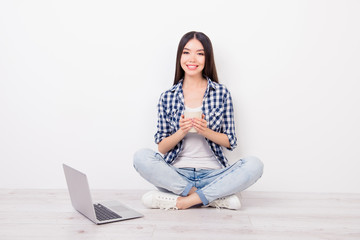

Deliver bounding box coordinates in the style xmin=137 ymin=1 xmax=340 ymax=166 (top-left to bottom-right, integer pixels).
xmin=180 ymin=38 xmax=205 ymax=79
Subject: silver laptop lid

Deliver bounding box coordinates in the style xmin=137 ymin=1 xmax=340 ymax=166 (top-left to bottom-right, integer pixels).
xmin=63 ymin=164 xmax=97 ymax=223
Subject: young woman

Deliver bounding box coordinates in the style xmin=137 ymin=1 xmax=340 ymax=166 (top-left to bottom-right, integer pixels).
xmin=133 ymin=31 xmax=264 ymax=210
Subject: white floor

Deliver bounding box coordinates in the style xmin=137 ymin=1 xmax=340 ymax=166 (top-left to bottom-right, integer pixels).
xmin=1 ymin=189 xmax=359 ymax=239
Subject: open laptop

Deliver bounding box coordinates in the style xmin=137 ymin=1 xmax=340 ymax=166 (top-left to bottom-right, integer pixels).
xmin=63 ymin=164 xmax=143 ymax=224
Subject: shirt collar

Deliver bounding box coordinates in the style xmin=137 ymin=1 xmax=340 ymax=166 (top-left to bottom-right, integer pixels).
xmin=206 ymin=77 xmax=217 ymax=90
xmin=170 ymin=80 xmax=183 ymax=93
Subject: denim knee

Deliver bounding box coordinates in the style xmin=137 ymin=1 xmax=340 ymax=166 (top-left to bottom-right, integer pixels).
xmin=133 ymin=148 xmax=156 ymax=171
xmin=243 ymin=156 xmax=264 ymax=179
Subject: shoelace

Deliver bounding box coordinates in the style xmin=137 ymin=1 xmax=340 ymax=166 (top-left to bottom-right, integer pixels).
xmin=210 ymin=194 xmax=241 ymax=209
xmin=156 ymin=195 xmax=178 ymax=210
xmin=211 ymin=198 xmax=228 ymax=209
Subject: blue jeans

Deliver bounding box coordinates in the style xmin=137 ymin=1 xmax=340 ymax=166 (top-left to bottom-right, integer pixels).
xmin=133 ymin=148 xmax=264 ymax=205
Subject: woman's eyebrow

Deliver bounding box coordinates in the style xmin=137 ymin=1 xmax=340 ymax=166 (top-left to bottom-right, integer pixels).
xmin=183 ymin=47 xmax=204 ymax=51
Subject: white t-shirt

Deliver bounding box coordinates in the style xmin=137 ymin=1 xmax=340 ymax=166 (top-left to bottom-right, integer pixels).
xmin=172 ymin=106 xmax=223 ymax=170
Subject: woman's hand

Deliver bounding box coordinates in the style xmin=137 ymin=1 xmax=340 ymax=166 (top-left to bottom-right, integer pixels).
xmin=193 ymin=114 xmax=209 ymax=136
xmin=158 ymin=115 xmax=192 ymax=154
xmin=179 ymin=114 xmax=193 ymax=135
xmin=193 ymin=114 xmax=231 ymax=148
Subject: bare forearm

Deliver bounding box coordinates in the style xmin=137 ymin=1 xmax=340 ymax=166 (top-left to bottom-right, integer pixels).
xmin=202 ymin=129 xmax=230 ymax=148
xmin=192 ymin=117 xmax=230 ymax=148
xmin=158 ymin=129 xmax=187 ymax=154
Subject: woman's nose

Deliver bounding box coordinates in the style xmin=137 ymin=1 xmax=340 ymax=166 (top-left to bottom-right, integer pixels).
xmin=189 ymin=53 xmax=196 ymax=62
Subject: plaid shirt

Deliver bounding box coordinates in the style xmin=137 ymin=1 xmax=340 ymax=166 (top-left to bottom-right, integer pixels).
xmin=154 ymin=78 xmax=237 ymax=167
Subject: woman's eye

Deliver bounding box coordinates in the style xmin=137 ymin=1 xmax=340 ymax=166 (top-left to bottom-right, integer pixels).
xmin=198 ymin=52 xmax=205 ymax=56
xmin=182 ymin=51 xmax=189 ymax=54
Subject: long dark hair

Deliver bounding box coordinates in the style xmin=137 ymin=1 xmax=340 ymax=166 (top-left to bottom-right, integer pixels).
xmin=173 ymin=31 xmax=219 ymax=85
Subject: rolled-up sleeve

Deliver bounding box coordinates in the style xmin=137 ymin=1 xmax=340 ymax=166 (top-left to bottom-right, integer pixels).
xmin=222 ymin=90 xmax=237 ymax=150
xmin=154 ymin=93 xmax=170 ymax=144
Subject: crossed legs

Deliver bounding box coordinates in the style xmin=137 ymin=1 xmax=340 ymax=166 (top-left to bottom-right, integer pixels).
xmin=133 ymin=148 xmax=264 ymax=210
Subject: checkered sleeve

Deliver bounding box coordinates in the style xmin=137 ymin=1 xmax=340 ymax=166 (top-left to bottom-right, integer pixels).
xmin=154 ymin=92 xmax=170 ymax=144
xmin=222 ymin=89 xmax=237 ymax=150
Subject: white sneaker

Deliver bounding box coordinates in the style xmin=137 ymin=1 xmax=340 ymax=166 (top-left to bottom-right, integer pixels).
xmin=208 ymin=194 xmax=241 ymax=210
xmin=142 ymin=190 xmax=179 ymax=210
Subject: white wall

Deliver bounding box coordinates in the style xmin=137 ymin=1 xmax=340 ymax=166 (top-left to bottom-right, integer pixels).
xmin=1 ymin=0 xmax=359 ymax=193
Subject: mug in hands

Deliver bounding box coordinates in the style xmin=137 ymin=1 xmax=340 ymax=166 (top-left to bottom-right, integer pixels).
xmin=184 ymin=110 xmax=202 ymax=133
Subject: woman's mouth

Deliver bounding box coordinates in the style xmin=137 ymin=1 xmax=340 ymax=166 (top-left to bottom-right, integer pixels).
xmin=187 ymin=65 xmax=198 ymax=70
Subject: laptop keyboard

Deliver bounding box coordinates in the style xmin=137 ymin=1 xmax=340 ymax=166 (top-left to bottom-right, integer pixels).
xmin=94 ymin=203 xmax=122 ymax=221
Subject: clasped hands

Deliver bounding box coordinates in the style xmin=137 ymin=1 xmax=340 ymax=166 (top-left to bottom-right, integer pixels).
xmin=179 ymin=114 xmax=208 ymax=135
